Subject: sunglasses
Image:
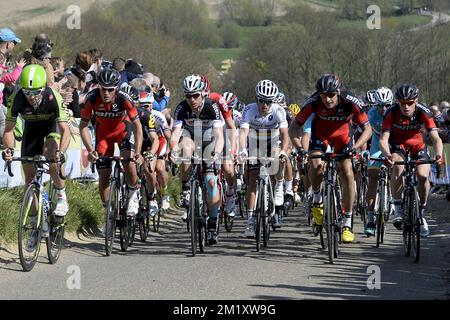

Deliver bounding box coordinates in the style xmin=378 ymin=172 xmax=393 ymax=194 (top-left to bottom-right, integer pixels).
xmin=257 ymin=98 xmax=272 ymax=105
xmin=185 ymin=93 xmax=201 ymax=99
xmin=23 ymin=88 xmax=44 ymax=97
xmin=100 ymin=86 xmax=116 ymax=92
xmin=320 ymin=92 xmax=338 ymax=98
xmin=399 ymin=100 xmax=415 ymax=106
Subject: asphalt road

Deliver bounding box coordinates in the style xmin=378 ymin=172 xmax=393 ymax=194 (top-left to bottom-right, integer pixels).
xmin=1 ymin=193 xmax=449 ymax=300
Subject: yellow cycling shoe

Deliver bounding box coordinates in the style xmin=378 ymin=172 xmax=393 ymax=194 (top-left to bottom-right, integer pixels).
xmin=312 ymin=203 xmax=324 ymax=226
xmin=342 ymin=227 xmax=355 ymax=244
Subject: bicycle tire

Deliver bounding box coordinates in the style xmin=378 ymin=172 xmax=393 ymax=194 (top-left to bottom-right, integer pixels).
xmin=127 ymin=217 xmax=135 ymax=247
xmin=262 ymin=184 xmax=268 ymax=248
xmin=46 ymin=215 xmax=65 ymax=264
xmin=119 ymin=215 xmax=129 ymax=252
xmin=412 ymin=187 xmax=421 ymax=263
xmin=153 ymin=210 xmax=161 ymax=232
xmin=224 ymin=213 xmax=233 ymax=232
xmin=105 ymin=180 xmax=119 ymax=256
xmin=376 ymin=180 xmax=386 ymax=248
xmin=403 ymin=192 xmax=412 ymax=257
xmin=138 ymin=183 xmax=150 ymax=242
xmin=18 ymin=184 xmax=41 ymax=272
xmin=255 ymin=182 xmax=263 ymax=252
xmin=190 ymin=180 xmax=198 ymax=256
xmin=319 ymin=226 xmax=325 ymax=249
xmin=325 ymin=184 xmax=335 ymax=264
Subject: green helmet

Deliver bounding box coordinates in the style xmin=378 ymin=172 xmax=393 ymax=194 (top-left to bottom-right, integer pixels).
xmin=19 ymin=64 xmax=47 ymax=89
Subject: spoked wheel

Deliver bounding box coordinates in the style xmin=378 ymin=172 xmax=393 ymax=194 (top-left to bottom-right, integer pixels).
xmin=325 ymin=186 xmax=335 ymax=264
xmin=153 ymin=210 xmax=161 ymax=232
xmin=119 ymin=214 xmax=130 ymax=252
xmin=190 ymin=181 xmax=199 ymax=256
xmin=255 ymin=186 xmax=263 ymax=252
xmin=105 ymin=182 xmax=119 ymax=256
xmin=127 ymin=217 xmax=136 ymax=247
xmin=403 ymin=193 xmax=412 ymax=257
xmin=412 ymin=189 xmax=421 ymax=263
xmin=18 ymin=184 xmax=41 ymax=272
xmin=46 ymin=215 xmax=65 ymax=264
xmin=138 ymin=183 xmax=150 ymax=242
xmin=198 ymin=218 xmax=206 ymax=253
xmin=224 ymin=213 xmax=234 ymax=232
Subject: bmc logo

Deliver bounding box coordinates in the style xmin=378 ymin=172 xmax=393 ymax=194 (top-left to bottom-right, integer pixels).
xmin=346 ymin=95 xmax=364 ymax=108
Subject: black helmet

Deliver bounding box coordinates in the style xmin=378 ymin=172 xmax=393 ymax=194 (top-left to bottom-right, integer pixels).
xmin=120 ymin=83 xmax=139 ymax=101
xmin=315 ymin=74 xmax=341 ymax=93
xmin=97 ymin=68 xmax=120 ymax=88
xmin=395 ymin=84 xmax=419 ymax=100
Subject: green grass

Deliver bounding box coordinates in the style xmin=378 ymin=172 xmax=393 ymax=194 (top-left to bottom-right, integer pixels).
xmin=200 ymin=48 xmax=243 ymax=68
xmin=0 ymin=176 xmax=182 ymax=245
xmin=339 ymin=14 xmax=432 ymax=29
xmin=21 ymin=6 xmax=59 ymax=16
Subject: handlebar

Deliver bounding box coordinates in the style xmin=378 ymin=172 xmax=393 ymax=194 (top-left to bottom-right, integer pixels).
xmin=4 ymin=156 xmax=66 ymax=179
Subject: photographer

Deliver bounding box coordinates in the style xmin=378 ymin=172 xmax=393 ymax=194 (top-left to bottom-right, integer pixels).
xmin=152 ymin=76 xmax=170 ymax=112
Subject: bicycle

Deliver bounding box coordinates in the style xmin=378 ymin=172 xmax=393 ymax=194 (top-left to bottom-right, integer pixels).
xmin=133 ymin=162 xmax=151 ymax=243
xmin=246 ymin=157 xmax=276 ymax=252
xmin=5 ymin=155 xmax=66 ymax=272
xmin=309 ymin=150 xmax=348 ymax=264
xmin=174 ymin=147 xmax=218 ymax=256
xmin=370 ymin=158 xmax=394 ymax=248
xmin=393 ymin=151 xmax=438 ymax=263
xmin=354 ymin=152 xmax=369 ymax=231
xmin=92 ymin=156 xmax=135 ymax=255
xmin=219 ymin=172 xmax=234 ymax=232
xmin=235 ymin=163 xmax=247 ymax=219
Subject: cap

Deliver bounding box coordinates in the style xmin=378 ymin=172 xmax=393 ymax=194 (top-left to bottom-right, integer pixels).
xmin=0 ymin=28 xmax=21 ymax=43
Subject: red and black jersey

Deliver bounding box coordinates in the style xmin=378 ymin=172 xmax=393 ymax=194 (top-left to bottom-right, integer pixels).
xmin=81 ymin=89 xmax=139 ymax=135
xmin=209 ymin=92 xmax=232 ymax=120
xmin=295 ymin=91 xmax=369 ymax=146
xmin=382 ymin=103 xmax=436 ymax=148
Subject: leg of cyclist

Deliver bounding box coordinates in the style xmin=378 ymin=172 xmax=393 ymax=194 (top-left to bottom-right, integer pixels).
xmin=156 ymin=157 xmax=170 ymax=210
xmin=143 ymin=150 xmax=158 ymax=216
xmin=309 ymin=149 xmax=325 ymax=226
xmin=177 ymin=137 xmax=195 ymax=220
xmin=365 ymin=167 xmax=379 ymax=236
xmin=222 ymin=159 xmax=237 ymax=218
xmin=284 ymin=146 xmax=294 ymax=199
xmin=244 ymin=167 xmax=258 ymax=238
xmin=339 ymin=157 xmax=356 ymax=243
xmin=390 ymin=151 xmax=406 ymax=230
xmin=416 ymin=159 xmax=431 ymax=237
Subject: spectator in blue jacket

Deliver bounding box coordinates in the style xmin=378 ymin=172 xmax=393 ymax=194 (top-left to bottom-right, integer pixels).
xmin=112 ymin=57 xmax=140 ymax=85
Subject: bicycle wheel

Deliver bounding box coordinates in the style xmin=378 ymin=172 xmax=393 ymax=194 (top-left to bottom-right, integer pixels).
xmin=105 ymin=181 xmax=119 ymax=256
xmin=138 ymin=182 xmax=150 ymax=242
xmin=412 ymin=187 xmax=421 ymax=263
xmin=319 ymin=226 xmax=325 ymax=249
xmin=127 ymin=217 xmax=136 ymax=247
xmin=119 ymin=213 xmax=130 ymax=252
xmin=153 ymin=209 xmax=161 ymax=232
xmin=190 ymin=181 xmax=198 ymax=256
xmin=255 ymin=183 xmax=263 ymax=252
xmin=325 ymin=184 xmax=335 ymax=264
xmin=18 ymin=184 xmax=42 ymax=272
xmin=403 ymin=192 xmax=412 ymax=257
xmin=262 ymin=184 xmax=269 ymax=248
xmin=376 ymin=180 xmax=386 ymax=248
xmin=46 ymin=214 xmax=65 ymax=264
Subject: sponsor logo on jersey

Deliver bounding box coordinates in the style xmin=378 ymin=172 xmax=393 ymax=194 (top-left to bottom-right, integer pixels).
xmin=393 ymin=123 xmax=422 ymax=131
xmin=94 ymin=110 xmax=125 ymax=118
xmin=318 ymin=114 xmax=349 ymax=122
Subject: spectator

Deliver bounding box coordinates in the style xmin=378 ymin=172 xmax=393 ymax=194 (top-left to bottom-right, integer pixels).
xmin=29 ymin=40 xmax=55 ymax=87
xmin=50 ymin=56 xmax=65 ymax=82
xmin=60 ymin=73 xmax=81 ymax=119
xmin=438 ymin=109 xmax=450 ymax=143
xmin=440 ymin=100 xmax=450 ymax=116
xmin=130 ymin=77 xmax=150 ymax=93
xmin=143 ymin=72 xmax=154 ymax=89
xmin=151 ymin=75 xmax=170 ymax=112
xmin=112 ymin=57 xmax=140 ymax=85
xmin=0 ymin=28 xmax=21 ymax=59
xmin=124 ymin=59 xmax=143 ymax=75
xmin=429 ymin=103 xmax=443 ymax=128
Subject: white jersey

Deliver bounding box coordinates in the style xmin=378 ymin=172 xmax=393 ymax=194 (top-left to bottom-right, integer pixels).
xmin=241 ymin=102 xmax=287 ymax=133
xmin=151 ymin=109 xmax=170 ymax=136
xmin=232 ymin=109 xmax=242 ymax=128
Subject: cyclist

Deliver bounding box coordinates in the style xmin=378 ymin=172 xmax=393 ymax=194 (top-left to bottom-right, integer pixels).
xmin=170 ymin=74 xmax=224 ymax=245
xmin=239 ymin=80 xmax=289 ymax=238
xmin=2 ymin=64 xmax=71 ymax=223
xmin=363 ymin=87 xmax=394 ymax=236
xmin=289 ymin=74 xmax=372 ymax=243
xmin=223 ymin=91 xmax=243 ymax=129
xmin=137 ymin=91 xmax=171 ymax=212
xmin=79 ymin=68 xmax=144 ymax=224
xmin=379 ymin=84 xmax=443 ymax=237
xmin=202 ymin=75 xmax=238 ymax=218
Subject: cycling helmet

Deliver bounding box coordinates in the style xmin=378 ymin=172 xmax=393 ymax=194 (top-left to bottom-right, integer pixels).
xmin=366 ymin=90 xmax=377 ymax=105
xmin=183 ymin=74 xmax=205 ymax=94
xmin=138 ymin=91 xmax=155 ymax=105
xmin=375 ymin=87 xmax=394 ymax=105
xmin=255 ymin=79 xmax=279 ymax=101
xmin=97 ymin=68 xmax=120 ymax=88
xmin=19 ymin=64 xmax=47 ymax=89
xmin=235 ymin=101 xmax=245 ymax=113
xmin=315 ymin=74 xmax=341 ymax=94
xmin=395 ymin=84 xmax=419 ymax=100
xmin=223 ymin=91 xmax=238 ymax=108
xmin=201 ymin=74 xmax=211 ymax=94
xmin=289 ymin=103 xmax=301 ymax=117
xmin=121 ymin=84 xmax=140 ymax=101
xmin=275 ymin=92 xmax=287 ymax=107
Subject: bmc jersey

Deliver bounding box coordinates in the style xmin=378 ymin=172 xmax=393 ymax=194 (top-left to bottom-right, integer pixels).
xmin=81 ymin=88 xmax=139 ymax=134
xmin=295 ymin=91 xmax=369 ymax=151
xmin=173 ymin=98 xmax=223 ymax=134
xmin=7 ymin=87 xmax=68 ymax=125
xmin=382 ymin=103 xmax=436 ymax=149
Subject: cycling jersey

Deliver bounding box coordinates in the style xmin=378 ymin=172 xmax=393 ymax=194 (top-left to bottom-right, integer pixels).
xmin=240 ymin=102 xmax=288 ymax=133
xmin=81 ymin=88 xmax=139 ymax=167
xmin=209 ymin=92 xmax=232 ymax=121
xmin=151 ymin=109 xmax=170 ymax=157
xmin=7 ymin=87 xmax=68 ymax=156
xmin=382 ymin=102 xmax=436 ymax=158
xmin=173 ymin=98 xmax=223 ymax=134
xmin=295 ymin=91 xmax=369 ymax=153
xmin=232 ymin=109 xmax=242 ymax=128
xmin=367 ymin=107 xmax=385 ymax=168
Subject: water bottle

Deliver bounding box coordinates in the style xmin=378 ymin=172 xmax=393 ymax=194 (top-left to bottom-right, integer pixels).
xmin=42 ymin=190 xmax=49 ymax=235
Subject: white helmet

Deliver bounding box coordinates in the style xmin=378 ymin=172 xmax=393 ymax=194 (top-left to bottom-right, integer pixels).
xmin=255 ymin=79 xmax=279 ymax=101
xmin=275 ymin=92 xmax=287 ymax=107
xmin=183 ymin=74 xmax=205 ymax=94
xmin=375 ymin=87 xmax=394 ymax=105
